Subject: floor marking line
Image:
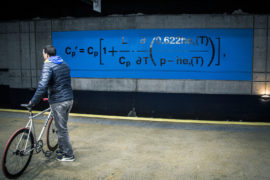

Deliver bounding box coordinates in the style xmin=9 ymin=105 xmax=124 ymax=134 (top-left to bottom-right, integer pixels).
xmin=0 ymin=108 xmax=269 ymax=126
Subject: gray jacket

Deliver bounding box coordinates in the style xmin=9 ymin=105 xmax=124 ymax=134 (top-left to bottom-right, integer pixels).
xmin=30 ymin=57 xmax=73 ymax=105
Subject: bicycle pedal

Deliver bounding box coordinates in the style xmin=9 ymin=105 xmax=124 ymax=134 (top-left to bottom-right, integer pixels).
xmin=44 ymin=151 xmax=52 ymax=157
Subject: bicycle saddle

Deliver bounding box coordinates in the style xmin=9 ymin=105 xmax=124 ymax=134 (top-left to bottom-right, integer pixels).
xmin=21 ymin=104 xmax=32 ymax=110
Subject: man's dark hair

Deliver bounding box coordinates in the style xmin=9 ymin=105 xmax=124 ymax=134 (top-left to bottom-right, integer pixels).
xmin=43 ymin=45 xmax=56 ymax=56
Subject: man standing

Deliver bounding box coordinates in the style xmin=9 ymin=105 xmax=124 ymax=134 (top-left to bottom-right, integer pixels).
xmin=29 ymin=45 xmax=75 ymax=161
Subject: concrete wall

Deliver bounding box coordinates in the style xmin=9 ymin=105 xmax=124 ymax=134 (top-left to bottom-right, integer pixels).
xmin=0 ymin=15 xmax=270 ymax=95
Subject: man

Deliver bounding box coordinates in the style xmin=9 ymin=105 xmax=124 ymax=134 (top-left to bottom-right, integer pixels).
xmin=29 ymin=45 xmax=75 ymax=161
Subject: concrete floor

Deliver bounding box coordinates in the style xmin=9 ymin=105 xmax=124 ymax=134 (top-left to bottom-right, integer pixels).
xmin=1 ymin=110 xmax=270 ymax=180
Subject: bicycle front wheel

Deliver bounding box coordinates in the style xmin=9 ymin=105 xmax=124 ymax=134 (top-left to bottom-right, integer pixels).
xmin=2 ymin=128 xmax=34 ymax=179
xmin=47 ymin=116 xmax=58 ymax=151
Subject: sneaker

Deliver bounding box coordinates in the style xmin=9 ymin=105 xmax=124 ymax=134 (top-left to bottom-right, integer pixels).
xmin=57 ymin=154 xmax=75 ymax=162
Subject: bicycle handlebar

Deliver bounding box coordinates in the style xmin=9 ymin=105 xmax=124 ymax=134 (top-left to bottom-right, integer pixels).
xmin=21 ymin=104 xmax=32 ymax=110
xmin=21 ymin=98 xmax=48 ymax=110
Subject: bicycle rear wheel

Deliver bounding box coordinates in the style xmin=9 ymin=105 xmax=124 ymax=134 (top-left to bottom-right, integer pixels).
xmin=2 ymin=128 xmax=34 ymax=179
xmin=47 ymin=116 xmax=58 ymax=151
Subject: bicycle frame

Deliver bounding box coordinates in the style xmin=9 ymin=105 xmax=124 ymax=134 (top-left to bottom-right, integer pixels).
xmin=18 ymin=107 xmax=52 ymax=154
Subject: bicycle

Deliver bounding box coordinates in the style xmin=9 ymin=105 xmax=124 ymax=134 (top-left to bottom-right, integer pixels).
xmin=1 ymin=98 xmax=58 ymax=179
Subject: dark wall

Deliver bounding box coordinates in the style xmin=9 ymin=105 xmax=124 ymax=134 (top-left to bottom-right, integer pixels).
xmin=1 ymin=86 xmax=269 ymax=122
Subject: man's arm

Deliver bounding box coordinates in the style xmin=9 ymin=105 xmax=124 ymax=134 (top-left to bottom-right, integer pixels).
xmin=30 ymin=63 xmax=52 ymax=106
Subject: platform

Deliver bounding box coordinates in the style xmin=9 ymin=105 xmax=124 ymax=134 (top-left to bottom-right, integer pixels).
xmin=1 ymin=109 xmax=270 ymax=180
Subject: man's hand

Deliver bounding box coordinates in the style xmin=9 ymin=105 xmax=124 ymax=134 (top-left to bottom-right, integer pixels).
xmin=28 ymin=101 xmax=34 ymax=107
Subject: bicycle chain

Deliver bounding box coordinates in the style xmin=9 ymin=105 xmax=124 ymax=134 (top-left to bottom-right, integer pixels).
xmin=35 ymin=140 xmax=52 ymax=157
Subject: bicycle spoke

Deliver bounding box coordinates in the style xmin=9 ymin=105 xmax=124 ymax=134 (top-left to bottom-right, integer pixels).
xmin=47 ymin=117 xmax=58 ymax=151
xmin=3 ymin=128 xmax=34 ymax=178
xmin=6 ymin=135 xmax=29 ymax=172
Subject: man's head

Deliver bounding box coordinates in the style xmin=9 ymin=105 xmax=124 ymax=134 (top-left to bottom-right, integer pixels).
xmin=43 ymin=45 xmax=56 ymax=60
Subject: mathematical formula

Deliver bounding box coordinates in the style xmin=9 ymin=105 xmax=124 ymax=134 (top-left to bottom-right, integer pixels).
xmin=52 ymin=29 xmax=253 ymax=80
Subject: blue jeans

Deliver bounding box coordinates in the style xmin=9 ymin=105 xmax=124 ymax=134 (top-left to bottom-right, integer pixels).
xmin=51 ymin=100 xmax=74 ymax=156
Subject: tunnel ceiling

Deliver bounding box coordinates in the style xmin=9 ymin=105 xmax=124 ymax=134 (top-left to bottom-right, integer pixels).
xmin=0 ymin=0 xmax=269 ymax=21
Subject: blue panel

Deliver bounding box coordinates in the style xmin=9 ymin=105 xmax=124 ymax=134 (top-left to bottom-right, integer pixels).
xmin=52 ymin=29 xmax=253 ymax=80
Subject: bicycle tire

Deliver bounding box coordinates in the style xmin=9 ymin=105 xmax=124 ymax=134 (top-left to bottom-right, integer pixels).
xmin=46 ymin=116 xmax=58 ymax=151
xmin=2 ymin=128 xmax=34 ymax=179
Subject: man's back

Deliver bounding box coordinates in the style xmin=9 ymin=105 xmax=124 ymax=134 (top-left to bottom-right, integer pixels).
xmin=30 ymin=56 xmax=73 ymax=106
xmin=47 ymin=60 xmax=73 ymax=104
